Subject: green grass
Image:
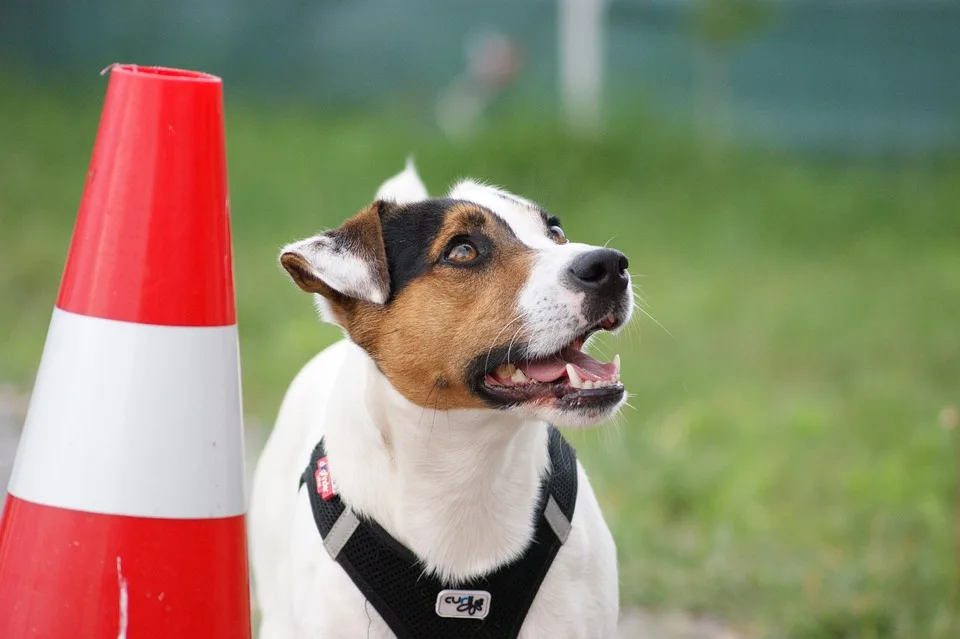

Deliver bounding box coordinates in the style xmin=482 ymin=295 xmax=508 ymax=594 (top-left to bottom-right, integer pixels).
xmin=2 ymin=73 xmax=959 ymax=638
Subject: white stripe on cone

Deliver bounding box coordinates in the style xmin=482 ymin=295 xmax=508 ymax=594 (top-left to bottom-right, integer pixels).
xmin=8 ymin=308 xmax=245 ymax=519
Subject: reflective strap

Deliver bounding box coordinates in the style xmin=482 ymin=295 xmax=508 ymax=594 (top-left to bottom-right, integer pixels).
xmin=324 ymin=508 xmax=361 ymax=560
xmin=543 ymin=495 xmax=572 ymax=544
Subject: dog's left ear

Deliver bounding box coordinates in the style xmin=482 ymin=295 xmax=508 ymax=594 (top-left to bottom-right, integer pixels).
xmin=279 ymin=201 xmax=390 ymax=305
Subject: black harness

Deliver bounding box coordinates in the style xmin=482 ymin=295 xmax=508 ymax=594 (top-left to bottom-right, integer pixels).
xmin=299 ymin=426 xmax=578 ymax=639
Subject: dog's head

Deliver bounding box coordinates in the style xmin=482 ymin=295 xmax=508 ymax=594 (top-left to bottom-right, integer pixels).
xmin=281 ymin=161 xmax=632 ymax=427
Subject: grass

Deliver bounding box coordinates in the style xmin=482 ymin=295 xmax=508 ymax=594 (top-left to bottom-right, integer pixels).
xmin=1 ymin=72 xmax=959 ymax=638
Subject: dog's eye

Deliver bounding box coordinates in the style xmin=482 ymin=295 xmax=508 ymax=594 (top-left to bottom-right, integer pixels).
xmin=548 ymin=225 xmax=568 ymax=244
xmin=446 ymin=242 xmax=479 ymax=263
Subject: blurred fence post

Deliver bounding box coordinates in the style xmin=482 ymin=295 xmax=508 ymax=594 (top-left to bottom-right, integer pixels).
xmin=559 ymin=0 xmax=606 ymax=135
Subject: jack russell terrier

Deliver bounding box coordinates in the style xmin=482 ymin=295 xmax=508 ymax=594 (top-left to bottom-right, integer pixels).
xmin=250 ymin=160 xmax=633 ymax=638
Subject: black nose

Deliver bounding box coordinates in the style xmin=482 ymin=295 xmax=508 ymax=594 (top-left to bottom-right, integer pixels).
xmin=568 ymin=248 xmax=629 ymax=297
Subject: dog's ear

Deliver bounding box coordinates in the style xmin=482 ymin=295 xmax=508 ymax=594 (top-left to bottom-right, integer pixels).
xmin=375 ymin=157 xmax=428 ymax=205
xmin=280 ymin=201 xmax=390 ymax=306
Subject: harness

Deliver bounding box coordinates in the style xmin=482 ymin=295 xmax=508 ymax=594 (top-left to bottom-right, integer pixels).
xmin=299 ymin=426 xmax=578 ymax=639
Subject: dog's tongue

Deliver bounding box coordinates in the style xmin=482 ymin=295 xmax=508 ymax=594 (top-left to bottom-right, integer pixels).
xmin=518 ymin=347 xmax=616 ymax=382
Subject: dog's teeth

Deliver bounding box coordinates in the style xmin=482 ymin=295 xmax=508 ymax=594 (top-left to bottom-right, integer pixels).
xmin=495 ymin=363 xmax=517 ymax=378
xmin=613 ymin=354 xmax=621 ymax=375
xmin=566 ymin=364 xmax=583 ymax=389
xmin=583 ymin=380 xmax=595 ymax=389
xmin=586 ymin=379 xmax=619 ymax=388
xmin=511 ymin=368 xmax=529 ymax=383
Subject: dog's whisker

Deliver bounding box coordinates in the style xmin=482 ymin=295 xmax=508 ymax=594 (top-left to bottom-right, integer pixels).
xmin=585 ymin=338 xmax=611 ymax=361
xmin=445 ymin=399 xmax=451 ymax=438
xmin=484 ymin=314 xmax=524 ymax=371
xmin=603 ymin=413 xmax=625 ymax=450
xmin=629 ymin=284 xmax=649 ymax=308
xmin=634 ymin=304 xmax=671 ymax=337
xmin=430 ymin=378 xmax=443 ymax=442
xmin=505 ymin=324 xmax=525 ymax=365
xmin=418 ymin=380 xmax=441 ymax=435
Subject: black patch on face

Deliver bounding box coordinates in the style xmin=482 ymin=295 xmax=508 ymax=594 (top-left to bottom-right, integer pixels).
xmin=465 ymin=343 xmax=531 ymax=406
xmin=378 ymin=198 xmax=521 ymax=299
xmin=378 ymin=199 xmax=449 ymax=298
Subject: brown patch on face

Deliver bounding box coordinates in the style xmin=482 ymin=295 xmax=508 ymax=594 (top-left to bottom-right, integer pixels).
xmin=340 ymin=202 xmax=535 ymax=410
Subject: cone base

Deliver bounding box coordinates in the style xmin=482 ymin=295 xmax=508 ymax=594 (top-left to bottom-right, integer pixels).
xmin=0 ymin=496 xmax=251 ymax=638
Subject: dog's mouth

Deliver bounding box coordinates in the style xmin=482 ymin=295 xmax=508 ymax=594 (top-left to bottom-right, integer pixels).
xmin=478 ymin=315 xmax=624 ymax=411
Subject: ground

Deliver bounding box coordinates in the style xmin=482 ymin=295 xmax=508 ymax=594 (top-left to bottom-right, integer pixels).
xmin=1 ymin=74 xmax=958 ymax=638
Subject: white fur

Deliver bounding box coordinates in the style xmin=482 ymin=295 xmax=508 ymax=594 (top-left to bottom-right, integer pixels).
xmin=250 ymin=341 xmax=619 ymax=638
xmin=375 ymin=157 xmax=430 ymax=204
xmin=251 ymin=166 xmax=623 ymax=638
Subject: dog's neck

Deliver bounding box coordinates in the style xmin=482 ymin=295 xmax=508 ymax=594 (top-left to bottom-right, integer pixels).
xmin=323 ymin=344 xmax=551 ymax=585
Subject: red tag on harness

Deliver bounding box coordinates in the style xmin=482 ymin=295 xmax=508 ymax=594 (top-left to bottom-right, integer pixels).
xmin=314 ymin=456 xmax=338 ymax=501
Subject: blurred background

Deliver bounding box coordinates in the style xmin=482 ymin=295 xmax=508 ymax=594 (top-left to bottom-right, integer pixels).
xmin=1 ymin=1 xmax=958 ymax=637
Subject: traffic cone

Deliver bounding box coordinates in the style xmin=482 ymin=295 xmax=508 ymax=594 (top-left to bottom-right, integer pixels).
xmin=0 ymin=64 xmax=251 ymax=638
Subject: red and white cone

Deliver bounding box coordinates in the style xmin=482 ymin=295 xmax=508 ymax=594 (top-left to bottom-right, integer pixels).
xmin=0 ymin=64 xmax=251 ymax=638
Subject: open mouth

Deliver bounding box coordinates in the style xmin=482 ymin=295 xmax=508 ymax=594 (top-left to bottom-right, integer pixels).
xmin=479 ymin=316 xmax=624 ymax=411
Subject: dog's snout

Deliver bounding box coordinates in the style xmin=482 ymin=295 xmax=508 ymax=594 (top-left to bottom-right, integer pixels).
xmin=568 ymin=248 xmax=629 ymax=297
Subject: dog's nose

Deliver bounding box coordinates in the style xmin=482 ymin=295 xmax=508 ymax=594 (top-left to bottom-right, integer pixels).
xmin=568 ymin=248 xmax=629 ymax=297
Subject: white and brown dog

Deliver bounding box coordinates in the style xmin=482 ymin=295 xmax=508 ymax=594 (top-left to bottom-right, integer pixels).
xmin=250 ymin=160 xmax=632 ymax=638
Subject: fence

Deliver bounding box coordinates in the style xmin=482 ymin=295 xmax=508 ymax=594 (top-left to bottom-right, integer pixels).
xmin=2 ymin=0 xmax=957 ymax=153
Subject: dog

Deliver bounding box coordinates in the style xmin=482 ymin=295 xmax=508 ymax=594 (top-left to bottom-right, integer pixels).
xmin=249 ymin=160 xmax=633 ymax=638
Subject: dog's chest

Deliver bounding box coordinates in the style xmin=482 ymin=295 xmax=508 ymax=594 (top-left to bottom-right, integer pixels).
xmin=286 ymin=470 xmax=618 ymax=639
xmin=288 ymin=506 xmax=610 ymax=637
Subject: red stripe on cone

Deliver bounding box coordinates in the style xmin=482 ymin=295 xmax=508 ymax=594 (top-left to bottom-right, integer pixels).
xmin=0 ymin=496 xmax=251 ymax=638
xmin=57 ymin=64 xmax=235 ymax=327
